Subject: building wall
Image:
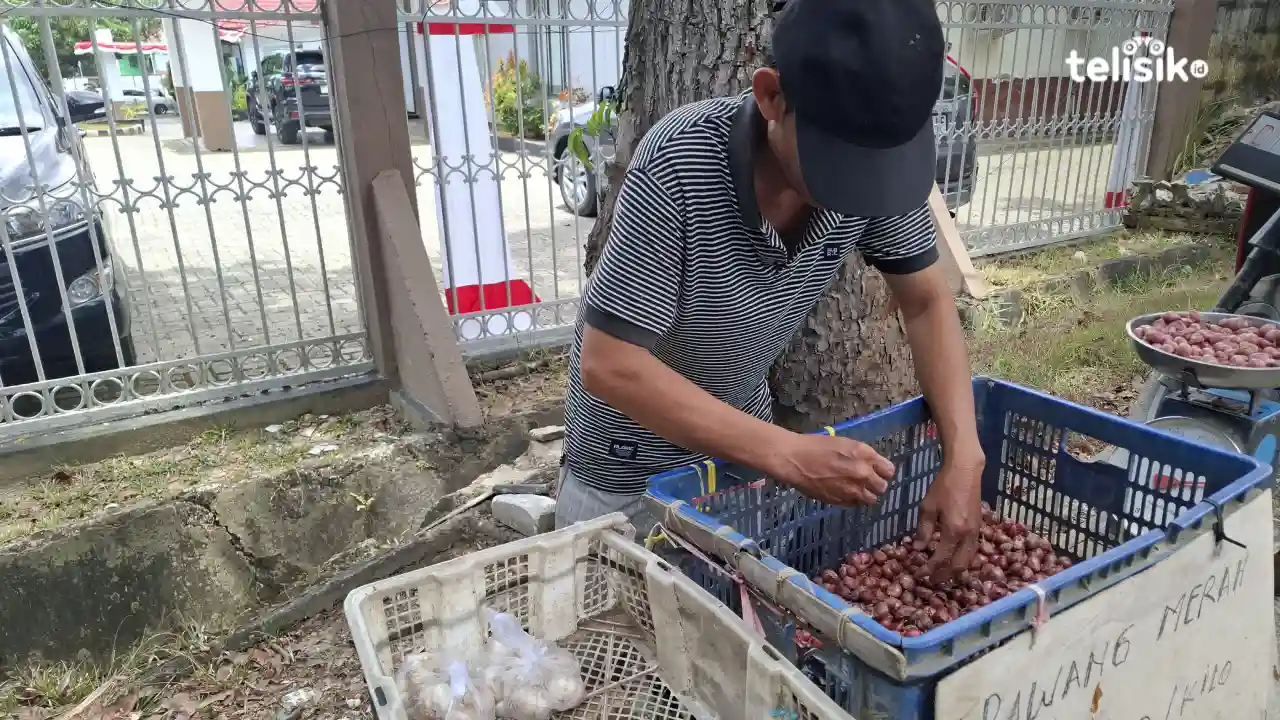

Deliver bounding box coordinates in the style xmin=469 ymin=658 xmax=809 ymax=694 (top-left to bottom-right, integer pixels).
xmin=946 ymin=21 xmax=1135 ymax=125
xmin=971 ymin=76 xmax=1127 ymax=129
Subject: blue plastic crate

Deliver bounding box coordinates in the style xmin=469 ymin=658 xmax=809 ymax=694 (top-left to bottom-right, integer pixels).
xmin=646 ymin=377 xmax=1272 ymax=720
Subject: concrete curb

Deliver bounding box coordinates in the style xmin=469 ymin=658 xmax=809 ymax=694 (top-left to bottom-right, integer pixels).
xmin=80 ymin=124 xmax=145 ymax=137
xmin=0 ymin=374 xmax=389 ymax=488
xmin=141 ymin=513 xmax=510 ymax=684
xmin=962 ymin=242 xmax=1216 ymax=330
xmin=494 ymin=133 xmax=549 ymax=155
xmin=0 ymin=403 xmax=563 ymax=666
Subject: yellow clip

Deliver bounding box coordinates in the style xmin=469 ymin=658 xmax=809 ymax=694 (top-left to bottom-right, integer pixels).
xmin=823 ymin=426 xmax=837 ymax=437
xmin=703 ymin=460 xmax=717 ymax=495
xmin=644 ymin=532 xmax=667 ymax=550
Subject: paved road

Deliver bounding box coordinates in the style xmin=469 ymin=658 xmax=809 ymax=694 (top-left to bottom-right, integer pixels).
xmin=80 ymin=117 xmax=1125 ymax=365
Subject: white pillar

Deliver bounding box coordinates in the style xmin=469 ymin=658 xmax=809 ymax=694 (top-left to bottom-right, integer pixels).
xmin=422 ymin=21 xmax=535 ymax=340
xmin=93 ymin=29 xmax=124 ymax=103
xmin=1104 ymin=35 xmax=1152 ymax=210
xmin=173 ymin=17 xmax=232 ymax=152
xmin=175 ymin=18 xmax=223 ymax=93
xmin=163 ymin=19 xmax=185 ymax=91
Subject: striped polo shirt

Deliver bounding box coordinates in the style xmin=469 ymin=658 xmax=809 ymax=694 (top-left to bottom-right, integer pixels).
xmin=563 ymin=92 xmax=939 ymax=496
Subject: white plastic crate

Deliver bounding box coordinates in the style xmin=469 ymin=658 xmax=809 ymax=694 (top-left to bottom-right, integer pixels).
xmin=344 ymin=513 xmax=850 ymax=720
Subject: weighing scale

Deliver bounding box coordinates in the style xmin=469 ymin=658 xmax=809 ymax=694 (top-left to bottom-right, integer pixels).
xmin=1113 ymin=110 xmax=1280 ymax=545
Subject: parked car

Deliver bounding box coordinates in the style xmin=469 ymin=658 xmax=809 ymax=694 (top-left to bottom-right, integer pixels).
xmin=248 ymin=49 xmax=333 ymax=145
xmin=549 ymin=57 xmax=980 ymax=217
xmin=64 ymin=90 xmax=105 ymax=122
xmin=121 ymin=87 xmax=171 ymax=115
xmin=0 ymin=25 xmax=135 ymax=385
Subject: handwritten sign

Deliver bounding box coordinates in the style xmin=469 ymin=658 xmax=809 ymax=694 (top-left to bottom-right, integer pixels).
xmin=935 ymin=491 xmax=1275 ymax=720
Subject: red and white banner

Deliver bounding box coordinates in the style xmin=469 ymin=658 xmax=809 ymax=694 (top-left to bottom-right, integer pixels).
xmin=74 ymin=28 xmax=244 ymax=55
xmin=416 ymin=18 xmax=537 ymax=340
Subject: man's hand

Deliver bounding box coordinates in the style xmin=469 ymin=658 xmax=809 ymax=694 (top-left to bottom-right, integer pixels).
xmin=770 ymin=433 xmax=895 ymax=506
xmin=918 ymin=452 xmax=985 ymax=582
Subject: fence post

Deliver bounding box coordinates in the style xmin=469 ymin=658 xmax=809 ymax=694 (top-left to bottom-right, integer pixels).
xmin=1144 ymin=0 xmax=1218 ymax=180
xmin=325 ymin=0 xmax=482 ymax=428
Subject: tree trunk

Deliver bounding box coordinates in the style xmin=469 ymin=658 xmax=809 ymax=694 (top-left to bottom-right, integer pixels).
xmin=583 ymin=0 xmax=919 ymax=431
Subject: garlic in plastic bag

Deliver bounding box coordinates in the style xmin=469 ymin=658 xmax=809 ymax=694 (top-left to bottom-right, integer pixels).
xmin=483 ymin=610 xmax=587 ymax=719
xmin=395 ymin=650 xmax=496 ymax=720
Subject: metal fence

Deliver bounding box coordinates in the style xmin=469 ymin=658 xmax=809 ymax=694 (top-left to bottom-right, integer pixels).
xmin=940 ymin=0 xmax=1174 ymax=256
xmin=0 ymin=0 xmax=1183 ymax=436
xmin=397 ymin=0 xmax=625 ymax=358
xmin=401 ymin=0 xmax=1176 ymax=354
xmin=0 ymin=0 xmax=371 ymax=440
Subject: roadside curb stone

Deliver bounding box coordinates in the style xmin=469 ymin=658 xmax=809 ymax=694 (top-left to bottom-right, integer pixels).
xmin=492 ymin=494 xmax=557 ymax=536
xmin=966 ymin=240 xmax=1218 ymax=331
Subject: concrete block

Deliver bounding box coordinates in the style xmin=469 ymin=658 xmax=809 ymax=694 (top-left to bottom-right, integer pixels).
xmin=1096 ymin=257 xmax=1140 ymax=287
xmin=524 ymin=437 xmax=564 ymax=467
xmin=0 ymin=501 xmax=258 ymax=665
xmin=530 ymin=425 xmax=565 ymax=443
xmin=491 ymin=494 xmax=557 ymax=536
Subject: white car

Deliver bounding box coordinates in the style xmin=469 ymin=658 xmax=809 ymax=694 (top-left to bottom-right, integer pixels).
xmin=120 ymin=88 xmax=171 ymax=115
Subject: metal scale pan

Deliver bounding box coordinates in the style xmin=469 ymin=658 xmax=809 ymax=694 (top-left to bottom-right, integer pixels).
xmin=1126 ymin=311 xmax=1280 ymax=389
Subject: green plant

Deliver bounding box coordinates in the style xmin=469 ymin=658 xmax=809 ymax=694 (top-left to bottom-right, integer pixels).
xmin=231 ymin=85 xmax=248 ymax=113
xmin=1172 ymin=94 xmax=1237 ymax=176
xmin=567 ymin=100 xmax=615 ymax=168
xmin=490 ymin=53 xmax=546 ymax=139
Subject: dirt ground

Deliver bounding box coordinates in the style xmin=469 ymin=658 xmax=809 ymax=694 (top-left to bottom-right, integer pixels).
xmin=3 ymin=531 xmax=512 ymax=720
xmin=1 ymin=229 xmax=1257 ymax=719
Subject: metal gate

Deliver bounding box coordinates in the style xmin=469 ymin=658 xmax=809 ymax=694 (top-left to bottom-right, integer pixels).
xmin=0 ymin=0 xmax=372 ymax=439
xmin=402 ymin=0 xmax=1179 ymax=357
xmin=398 ymin=0 xmax=625 ymax=358
xmin=940 ymin=0 xmax=1175 ymax=256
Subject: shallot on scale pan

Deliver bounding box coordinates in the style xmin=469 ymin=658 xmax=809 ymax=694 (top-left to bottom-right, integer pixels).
xmin=1127 ymin=310 xmax=1280 ymax=389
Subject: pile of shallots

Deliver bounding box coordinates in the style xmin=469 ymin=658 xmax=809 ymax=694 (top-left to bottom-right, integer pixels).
xmin=1133 ymin=310 xmax=1280 ymax=368
xmin=810 ymin=505 xmax=1074 ymax=636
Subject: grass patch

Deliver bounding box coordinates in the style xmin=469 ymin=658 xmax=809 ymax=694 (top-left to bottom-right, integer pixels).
xmin=969 ymin=260 xmax=1232 ymax=407
xmin=0 ymin=616 xmax=235 ymax=716
xmin=0 ymin=408 xmax=399 ymax=546
xmin=976 ymin=230 xmax=1216 ymax=289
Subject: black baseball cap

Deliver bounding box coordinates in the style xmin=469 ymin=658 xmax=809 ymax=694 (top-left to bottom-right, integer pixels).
xmin=773 ymin=0 xmax=944 ymax=217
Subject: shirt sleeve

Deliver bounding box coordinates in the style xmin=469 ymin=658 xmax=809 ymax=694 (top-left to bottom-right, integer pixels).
xmin=857 ymin=203 xmax=940 ymax=274
xmin=582 ymin=168 xmax=685 ymax=350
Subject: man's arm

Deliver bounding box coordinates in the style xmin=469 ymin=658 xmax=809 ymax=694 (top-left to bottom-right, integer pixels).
xmin=883 ymin=264 xmax=983 ymax=464
xmin=580 ymin=327 xmax=889 ymax=506
xmin=861 ymin=204 xmax=984 ymax=579
xmin=579 ymin=168 xmax=891 ymax=505
xmin=580 ymin=328 xmax=793 ymax=477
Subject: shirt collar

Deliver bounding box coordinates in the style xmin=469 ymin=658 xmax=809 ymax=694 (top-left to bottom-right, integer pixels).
xmin=728 ymin=93 xmax=764 ymax=232
xmin=728 ymin=93 xmax=845 ymax=262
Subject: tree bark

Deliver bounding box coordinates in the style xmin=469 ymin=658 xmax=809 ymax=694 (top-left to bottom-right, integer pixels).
xmin=583 ymin=0 xmax=919 ymax=431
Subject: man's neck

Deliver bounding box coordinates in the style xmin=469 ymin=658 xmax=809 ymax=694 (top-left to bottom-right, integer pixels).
xmin=754 ymin=143 xmax=812 ymax=247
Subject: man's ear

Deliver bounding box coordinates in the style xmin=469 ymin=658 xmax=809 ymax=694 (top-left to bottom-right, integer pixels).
xmin=751 ymin=67 xmax=787 ymax=122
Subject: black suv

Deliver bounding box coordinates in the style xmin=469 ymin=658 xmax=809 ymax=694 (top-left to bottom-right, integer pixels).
xmin=248 ymin=48 xmax=333 ymax=145
xmin=0 ymin=26 xmax=135 ymax=385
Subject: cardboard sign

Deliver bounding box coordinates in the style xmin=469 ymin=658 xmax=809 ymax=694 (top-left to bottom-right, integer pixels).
xmin=935 ymin=491 xmax=1275 ymax=720
xmin=927 ymin=184 xmax=989 ymax=299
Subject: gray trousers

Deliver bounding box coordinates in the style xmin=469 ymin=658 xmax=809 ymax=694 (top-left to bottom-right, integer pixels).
xmin=553 ymin=464 xmax=661 ymax=539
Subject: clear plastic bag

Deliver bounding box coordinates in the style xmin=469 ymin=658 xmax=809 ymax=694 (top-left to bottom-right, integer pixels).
xmin=483 ymin=610 xmax=587 ymax=720
xmin=396 ymin=650 xmax=496 ymax=720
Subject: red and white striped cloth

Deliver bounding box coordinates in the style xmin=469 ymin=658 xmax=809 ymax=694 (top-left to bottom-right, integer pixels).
xmin=415 ymin=19 xmax=538 ymax=339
